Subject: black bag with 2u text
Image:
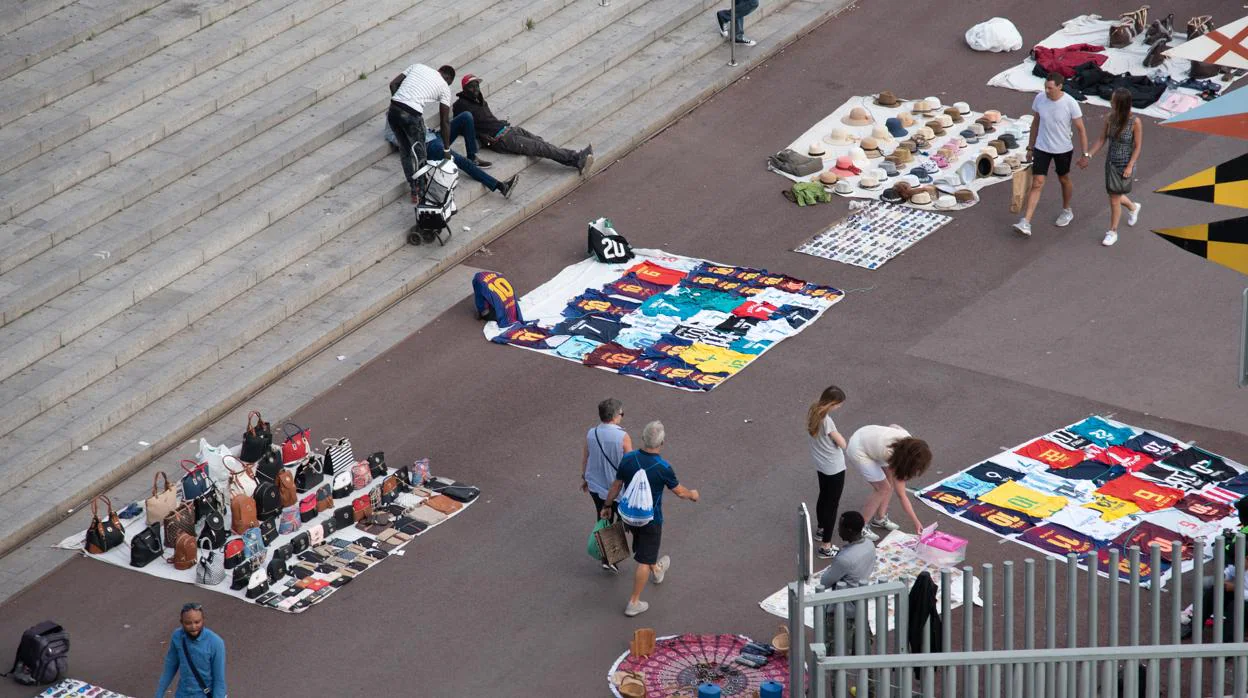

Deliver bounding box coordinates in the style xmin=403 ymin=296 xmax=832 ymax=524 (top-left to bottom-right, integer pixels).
xmin=587 ymin=217 xmax=634 ymax=263
xmin=2 ymin=621 xmax=69 ymax=686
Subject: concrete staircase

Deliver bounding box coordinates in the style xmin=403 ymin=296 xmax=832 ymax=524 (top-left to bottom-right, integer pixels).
xmin=0 ymin=0 xmax=850 ymax=566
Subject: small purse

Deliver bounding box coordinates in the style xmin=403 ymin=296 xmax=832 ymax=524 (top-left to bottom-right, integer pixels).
xmin=321 ymin=518 xmax=337 ymax=538
xmin=129 ymin=523 xmax=163 ymax=567
xmin=351 ymin=460 xmax=372 ymax=490
xmin=299 ymin=492 xmax=318 ymax=523
xmin=290 ymin=531 xmax=310 ymax=554
xmin=230 ymin=556 xmax=259 ymax=590
xmin=440 ymin=485 xmax=480 ymax=504
xmin=145 ymin=472 xmax=178 ymax=525
xmin=352 ymin=495 xmax=373 ymax=523
xmin=332 ymin=470 xmax=354 ymax=499
xmin=315 ymin=483 xmax=333 ymax=512
xmin=281 ymin=422 xmax=311 ymax=465
xmin=198 ymin=512 xmax=228 ymax=550
xmin=425 ymin=494 xmax=462 ymax=515
xmin=309 ymin=525 xmax=324 ymax=547
xmin=245 ymin=568 xmax=270 ymax=599
xmin=223 ymin=538 xmax=245 ymax=569
xmin=170 ymin=532 xmax=197 ymax=571
xmin=278 ymin=506 xmax=300 ymax=535
xmin=367 ymin=452 xmax=387 ymax=479
xmin=259 ymin=518 xmax=278 ymax=545
xmin=163 ymin=500 xmax=196 ymax=549
xmin=240 ymin=410 xmax=273 ymax=463
xmin=242 ymin=527 xmax=265 ymax=559
xmin=266 ymin=556 xmax=287 ymax=584
xmin=333 ymin=505 xmax=354 ymax=530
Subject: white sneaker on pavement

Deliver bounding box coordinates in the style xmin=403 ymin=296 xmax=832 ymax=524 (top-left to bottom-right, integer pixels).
xmin=624 ymin=600 xmax=650 ymax=617
xmin=1013 ymin=218 xmax=1032 ymax=237
xmin=871 ymin=516 xmax=901 ymax=531
xmin=1055 ymin=208 xmax=1074 ymax=227
xmin=862 ymin=528 xmax=880 ymax=542
xmin=1102 ymin=230 xmax=1118 ymax=246
xmin=651 ymin=555 xmax=670 ymax=584
xmin=1126 ymin=202 xmax=1141 ymax=226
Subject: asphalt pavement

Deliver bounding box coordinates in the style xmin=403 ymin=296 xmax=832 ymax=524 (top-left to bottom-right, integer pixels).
xmin=3 ymin=1 xmax=1248 ymax=696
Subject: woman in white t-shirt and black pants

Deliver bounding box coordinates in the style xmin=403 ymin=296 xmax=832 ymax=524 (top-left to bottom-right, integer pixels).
xmin=807 ymin=386 xmax=848 ymax=559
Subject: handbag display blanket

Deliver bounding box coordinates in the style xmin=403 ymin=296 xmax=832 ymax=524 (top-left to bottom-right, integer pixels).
xmin=34 ymin=678 xmax=135 ymax=697
xmin=773 ymin=94 xmax=1028 ymax=210
xmin=481 ymin=248 xmax=843 ymax=392
xmin=987 ymin=14 xmax=1247 ymax=120
xmin=59 ymin=442 xmax=478 ymax=613
xmin=758 ymin=530 xmax=983 ymax=634
xmin=916 ymin=415 xmax=1245 ymax=588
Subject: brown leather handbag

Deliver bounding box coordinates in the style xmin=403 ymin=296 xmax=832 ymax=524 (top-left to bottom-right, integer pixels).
xmin=1120 ymin=5 xmax=1149 ymax=33
xmin=1109 ymin=22 xmax=1136 ymax=49
xmin=277 ymin=468 xmax=297 ymax=507
xmin=171 ymin=532 xmax=197 ymax=571
xmin=229 ymin=474 xmax=259 ymax=534
xmin=425 ymin=494 xmax=463 ymax=515
xmin=162 ymin=500 xmax=195 ymax=549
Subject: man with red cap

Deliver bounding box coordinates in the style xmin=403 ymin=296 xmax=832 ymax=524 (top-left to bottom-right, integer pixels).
xmin=453 ymin=73 xmax=593 ymax=174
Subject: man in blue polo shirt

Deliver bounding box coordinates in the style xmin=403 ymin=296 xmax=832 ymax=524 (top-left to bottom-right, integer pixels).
xmin=601 ymin=420 xmax=700 ymax=617
xmin=155 ymin=603 xmax=227 ymax=697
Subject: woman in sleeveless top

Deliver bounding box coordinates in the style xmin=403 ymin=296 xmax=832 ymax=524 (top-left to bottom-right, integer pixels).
xmin=1087 ymin=88 xmax=1143 ymax=247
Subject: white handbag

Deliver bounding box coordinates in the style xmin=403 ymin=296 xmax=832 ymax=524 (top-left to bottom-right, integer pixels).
xmin=197 ymin=438 xmax=238 ymax=485
xmin=223 ymin=454 xmax=256 ymax=497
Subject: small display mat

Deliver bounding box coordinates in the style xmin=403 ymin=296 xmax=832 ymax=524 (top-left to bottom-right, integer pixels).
xmin=607 ymin=634 xmax=789 ymax=698
xmin=759 ymin=530 xmax=982 ymax=634
xmin=795 ymin=201 xmax=953 ymax=269
xmin=918 ymin=415 xmax=1247 ymax=586
xmin=483 ymin=248 xmax=843 ymax=391
xmin=988 ymin=14 xmax=1248 ymax=120
xmin=773 ymin=94 xmax=1029 ymax=210
xmin=34 ymin=679 xmax=133 ymax=697
xmin=59 ymin=462 xmax=477 ymax=613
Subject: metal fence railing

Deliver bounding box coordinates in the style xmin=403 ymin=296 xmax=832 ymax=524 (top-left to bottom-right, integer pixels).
xmin=786 ymin=505 xmax=1248 ymax=698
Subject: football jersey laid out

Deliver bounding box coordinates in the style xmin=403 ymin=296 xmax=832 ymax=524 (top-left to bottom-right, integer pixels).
xmin=1019 ymin=523 xmax=1099 ymax=558
xmin=1047 ymin=506 xmax=1135 ymax=542
xmin=582 ymin=342 xmax=641 ymax=370
xmin=552 ymin=335 xmax=602 ymax=360
xmin=798 ymin=283 xmax=844 ymax=302
xmin=1094 ymin=547 xmax=1165 ymax=582
xmin=1174 ymin=493 xmax=1236 ymax=523
xmin=731 ymin=300 xmax=778 ymax=319
xmin=921 ymin=486 xmax=975 ymax=513
xmin=563 ymin=289 xmax=639 ymax=318
xmin=627 ymin=261 xmax=687 ymax=287
xmin=714 ymin=315 xmax=759 ymax=336
xmin=613 ymin=327 xmax=665 ymax=350
xmin=1137 ymin=463 xmax=1209 ymax=493
xmin=1090 ymin=445 xmax=1154 ymax=472
xmin=1142 ymin=509 xmax=1221 ymax=542
xmin=1047 ymin=460 xmax=1112 ymax=482
xmin=1068 ymin=416 xmax=1134 ymax=446
xmin=641 ymin=335 xmax=694 ymax=361
xmin=668 ymin=286 xmax=744 ymax=314
xmin=670 ymin=324 xmax=736 ymax=348
xmin=729 ymin=337 xmax=773 ymax=355
xmin=979 ymin=481 xmax=1068 ymax=518
xmin=623 ymin=312 xmax=681 ymax=335
xmin=959 ymin=503 xmax=1040 ymax=535
xmin=965 ymin=461 xmax=1026 ymax=486
xmin=1121 ymin=432 xmax=1181 ymax=460
xmin=771 ymin=305 xmax=819 ymax=330
xmin=682 ymin=310 xmax=731 ymax=329
xmin=939 ymin=472 xmax=998 ymax=499
xmin=473 ymin=271 xmax=523 ymax=326
xmin=1083 ymin=493 xmax=1142 ymax=522
xmin=1046 ymin=429 xmax=1095 ymax=452
xmin=688 ymin=345 xmax=753 ymax=376
xmin=1161 ymin=447 xmax=1241 ymax=483
xmin=636 ymin=294 xmax=699 ymax=320
xmin=683 ymin=273 xmax=749 ymax=295
xmin=604 ymin=273 xmax=669 ymax=301
xmin=1014 ymin=439 xmax=1085 ymax=469
xmin=1020 ymin=471 xmax=1097 ymax=500
xmin=1096 ymin=473 xmax=1185 ymax=512
xmin=491 ymin=322 xmax=554 ymax=348
xmin=1112 ymin=520 xmax=1192 ymax=562
xmin=554 ymin=313 xmax=623 ymax=343
xmin=1201 ymin=485 xmax=1244 ymax=506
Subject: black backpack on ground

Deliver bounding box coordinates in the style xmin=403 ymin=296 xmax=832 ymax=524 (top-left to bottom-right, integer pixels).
xmin=253 ymin=480 xmax=282 ymax=521
xmin=2 ymin=621 xmax=69 ymax=685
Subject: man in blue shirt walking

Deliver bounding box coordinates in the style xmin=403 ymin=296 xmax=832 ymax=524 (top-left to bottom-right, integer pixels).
xmin=600 ymin=420 xmax=700 ymax=617
xmin=155 ymin=603 xmax=227 ymax=697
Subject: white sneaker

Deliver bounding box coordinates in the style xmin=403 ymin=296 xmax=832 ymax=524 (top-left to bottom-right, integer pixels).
xmin=651 ymin=555 xmax=670 ymax=584
xmin=1055 ymin=208 xmax=1074 ymax=227
xmin=871 ymin=516 xmax=901 ymax=531
xmin=624 ymin=600 xmax=650 ymax=617
xmin=1102 ymin=230 xmax=1118 ymax=246
xmin=1013 ymin=218 xmax=1032 ymax=237
xmin=1126 ymin=202 xmax=1141 ymax=226
xmin=862 ymin=528 xmax=880 ymax=542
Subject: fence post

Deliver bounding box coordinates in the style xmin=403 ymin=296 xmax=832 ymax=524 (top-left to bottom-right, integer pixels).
xmin=1045 ymin=557 xmax=1057 ymax=698
xmin=1127 ymin=546 xmax=1142 ymax=698
xmin=943 ymin=569 xmax=956 ymax=697
xmin=1066 ymin=553 xmax=1079 ymax=697
xmin=1192 ymin=539 xmax=1205 ymax=698
xmin=1234 ymin=533 xmax=1245 ymax=697
xmin=1215 ymin=536 xmax=1227 ymax=694
xmin=1087 ymin=552 xmax=1098 ymax=698
xmin=727 ymin=0 xmax=737 ymax=67
xmin=1024 ymin=558 xmax=1036 ymax=698
xmin=965 ymin=565 xmax=978 ymax=698
xmin=1004 ymin=561 xmax=1016 ymax=697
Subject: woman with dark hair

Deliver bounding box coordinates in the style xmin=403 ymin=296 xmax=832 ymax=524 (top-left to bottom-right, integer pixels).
xmin=846 ymin=425 xmax=932 ymax=540
xmin=806 ymin=386 xmax=848 ymax=559
xmin=1085 ymin=87 xmax=1142 ymax=247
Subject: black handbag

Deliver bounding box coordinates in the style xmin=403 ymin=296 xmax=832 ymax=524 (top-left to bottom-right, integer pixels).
xmin=290 ymin=532 xmax=310 ymax=554
xmin=321 ymin=517 xmax=337 ymax=537
xmin=254 ymin=449 xmax=281 ymax=483
xmin=440 ymin=485 xmax=480 ymax=503
xmin=367 ymin=452 xmax=387 ymax=479
xmin=241 ymin=411 xmax=273 ymax=463
xmin=230 ymin=556 xmax=259 ymax=590
xmin=259 ymin=519 xmax=278 ymax=545
xmin=129 ymin=523 xmax=163 ymax=567
xmin=272 ymin=542 xmax=292 ymax=562
xmin=332 ymin=505 xmax=353 ymax=530
xmin=254 ymin=481 xmax=282 ymax=522
xmin=193 ymin=481 xmax=225 ymax=522
xmin=266 ymin=556 xmax=287 ymax=584
xmin=198 ymin=512 xmax=228 ymax=550
xmin=86 ymin=495 xmax=125 ymax=554
xmin=294 ymin=453 xmax=324 ymax=492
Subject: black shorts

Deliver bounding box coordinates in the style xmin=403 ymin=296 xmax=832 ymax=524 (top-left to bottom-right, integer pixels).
xmin=1032 ymin=148 xmax=1073 ymax=177
xmin=627 ymin=522 xmax=662 ymax=565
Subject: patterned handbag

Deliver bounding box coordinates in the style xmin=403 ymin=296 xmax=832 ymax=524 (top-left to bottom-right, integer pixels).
xmin=163 ymin=500 xmax=196 ymax=549
xmin=323 ymin=437 xmax=355 ymax=477
xmin=315 ymin=483 xmax=333 ymax=512
xmin=351 ymin=460 xmax=372 ymax=490
xmin=281 ymin=422 xmax=311 ymax=465
xmin=278 ymin=505 xmax=300 ymax=535
xmin=242 ymin=526 xmax=265 ymax=559
xmin=195 ymin=544 xmax=226 ymax=586
xmin=367 ymin=452 xmax=387 ymax=479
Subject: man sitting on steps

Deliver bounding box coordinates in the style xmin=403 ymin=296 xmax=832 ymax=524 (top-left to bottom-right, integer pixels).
xmin=452 ymin=73 xmax=593 ymax=175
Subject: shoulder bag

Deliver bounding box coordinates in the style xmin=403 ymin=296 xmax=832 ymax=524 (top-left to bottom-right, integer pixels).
xmin=240 ymin=410 xmax=273 ymax=463
xmin=294 ymin=453 xmax=324 ymax=492
xmin=367 ymin=452 xmax=387 ymax=479
xmin=315 ymin=483 xmax=333 ymax=512
xmin=278 ymin=506 xmax=300 ymax=535
xmin=281 ymin=422 xmax=311 ymax=465
xmin=129 ymin=523 xmax=163 ymax=567
xmin=223 ymin=538 xmax=245 ymax=569
xmin=223 ymin=455 xmax=256 ymax=496
xmin=228 ymin=473 xmax=259 ymax=534
xmin=351 ymin=460 xmax=372 ymax=490
xmin=323 ymin=437 xmax=355 ymax=477
xmin=180 ymin=636 xmax=214 ymax=695
xmin=145 ymin=472 xmax=178 ymax=525
xmin=195 ymin=545 xmax=226 ymax=586
xmin=198 ymin=512 xmax=227 ymax=550
xmin=299 ymin=492 xmax=318 ymax=523
xmin=179 ymin=460 xmax=211 ymax=502
xmin=163 ymin=500 xmax=196 ymax=549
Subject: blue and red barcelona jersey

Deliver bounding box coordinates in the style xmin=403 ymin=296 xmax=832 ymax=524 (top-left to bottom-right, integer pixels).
xmin=473 ymin=271 xmax=523 ymax=325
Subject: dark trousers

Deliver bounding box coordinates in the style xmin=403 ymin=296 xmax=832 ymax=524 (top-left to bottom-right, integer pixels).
xmin=816 ymin=471 xmax=845 ymax=545
xmin=1201 ymin=579 xmax=1248 ymax=641
xmin=717 ymin=0 xmax=759 ymax=39
xmin=589 ymin=491 xmax=607 ymax=519
xmin=490 ymin=126 xmax=578 ymax=167
xmin=387 ymin=102 xmax=426 ymax=195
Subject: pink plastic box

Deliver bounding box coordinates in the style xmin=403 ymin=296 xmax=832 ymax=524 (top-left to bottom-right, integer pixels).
xmin=916 ymin=522 xmax=968 ymax=567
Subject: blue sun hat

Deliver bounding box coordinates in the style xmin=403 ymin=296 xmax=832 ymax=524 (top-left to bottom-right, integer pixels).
xmin=885 ymin=117 xmax=908 ymax=139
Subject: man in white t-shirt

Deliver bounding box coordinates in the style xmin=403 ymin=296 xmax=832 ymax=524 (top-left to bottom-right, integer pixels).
xmin=388 ymin=64 xmax=455 ymax=203
xmin=1014 ymin=72 xmax=1089 ymax=237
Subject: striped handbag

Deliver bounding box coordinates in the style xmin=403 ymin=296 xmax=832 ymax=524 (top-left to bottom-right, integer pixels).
xmin=322 ymin=438 xmax=355 ymax=477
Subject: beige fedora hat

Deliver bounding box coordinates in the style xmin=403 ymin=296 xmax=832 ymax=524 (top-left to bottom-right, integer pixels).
xmin=841 ymin=106 xmax=874 ymax=126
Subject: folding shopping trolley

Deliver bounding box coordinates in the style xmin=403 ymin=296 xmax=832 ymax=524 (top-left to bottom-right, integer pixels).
xmin=408 ymin=153 xmax=458 ymax=246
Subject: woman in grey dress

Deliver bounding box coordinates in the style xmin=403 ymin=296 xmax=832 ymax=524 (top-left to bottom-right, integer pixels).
xmin=1087 ymin=88 xmax=1143 ymax=247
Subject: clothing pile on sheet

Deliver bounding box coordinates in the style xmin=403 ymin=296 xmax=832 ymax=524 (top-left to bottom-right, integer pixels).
xmin=988 ymin=14 xmax=1247 ymax=119
xmin=482 ymin=249 xmax=843 ymax=391
xmin=59 ymin=416 xmax=478 ymax=613
xmin=759 ymin=530 xmax=982 ymax=634
xmin=34 ymin=679 xmax=132 ymax=697
xmin=772 ymin=94 xmax=1031 ymax=211
xmin=795 ymin=201 xmax=952 ymax=270
xmin=607 ymin=634 xmax=789 ymax=698
xmin=919 ymin=416 xmax=1246 ymax=586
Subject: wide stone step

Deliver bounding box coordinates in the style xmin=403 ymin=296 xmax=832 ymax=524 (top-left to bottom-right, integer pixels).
xmin=0 ymin=0 xmax=428 ymax=229
xmin=0 ymin=0 xmax=166 ymax=81
xmin=0 ymin=0 xmax=664 ymax=439
xmin=0 ymin=0 xmax=623 ymax=372
xmin=0 ymin=0 xmax=334 ymax=166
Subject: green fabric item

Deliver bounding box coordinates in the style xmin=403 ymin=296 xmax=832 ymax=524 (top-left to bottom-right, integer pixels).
xmin=792 ymin=181 xmax=831 ymax=206
xmin=588 ymin=518 xmax=610 ymax=559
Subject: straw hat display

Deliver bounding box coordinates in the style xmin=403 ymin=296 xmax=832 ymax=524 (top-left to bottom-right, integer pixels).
xmin=943 ymin=107 xmax=964 ymax=124
xmin=934 ymin=194 xmax=957 ymax=209
xmin=859 ymin=174 xmax=881 ymax=189
xmin=841 ymin=106 xmax=874 ymax=126
xmin=833 ymin=180 xmax=855 ymax=195
xmin=910 ymin=190 xmax=933 ymax=205
xmin=823 ymin=127 xmax=858 ymax=145
xmin=808 ymin=141 xmax=826 ymax=157
xmin=874 ymin=90 xmax=902 ymax=107
xmin=848 ymin=146 xmax=870 ymax=171
xmin=898 ymin=111 xmax=917 ymax=127
xmin=872 ymin=124 xmax=896 ymax=143
xmin=832 ymin=155 xmax=860 ymax=178
xmin=819 ymin=170 xmax=840 ymax=186
xmin=860 ymin=137 xmax=883 ymax=159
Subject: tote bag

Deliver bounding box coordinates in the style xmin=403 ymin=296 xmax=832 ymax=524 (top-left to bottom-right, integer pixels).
xmin=617 ymin=467 xmax=654 ymax=527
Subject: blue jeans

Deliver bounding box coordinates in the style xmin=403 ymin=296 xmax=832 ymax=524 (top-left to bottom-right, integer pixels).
xmin=427 ymin=136 xmax=499 ymax=191
xmin=444 ymin=111 xmax=481 ymax=162
xmin=717 ymin=0 xmax=758 ymax=39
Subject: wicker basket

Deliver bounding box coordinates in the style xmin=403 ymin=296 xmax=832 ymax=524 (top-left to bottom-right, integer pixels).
xmin=772 ymin=625 xmax=791 ymax=655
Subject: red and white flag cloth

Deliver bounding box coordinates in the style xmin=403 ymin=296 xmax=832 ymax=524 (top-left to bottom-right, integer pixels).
xmin=1200 ymin=485 xmax=1242 ymax=506
xmin=1166 ymin=16 xmax=1248 ymax=70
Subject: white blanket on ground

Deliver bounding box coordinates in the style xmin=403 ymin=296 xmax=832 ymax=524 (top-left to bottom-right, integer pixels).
xmin=775 ymin=95 xmax=1027 ymax=211
xmin=758 ymin=531 xmax=982 ymax=634
xmin=986 ymin=14 xmax=1245 ymax=120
